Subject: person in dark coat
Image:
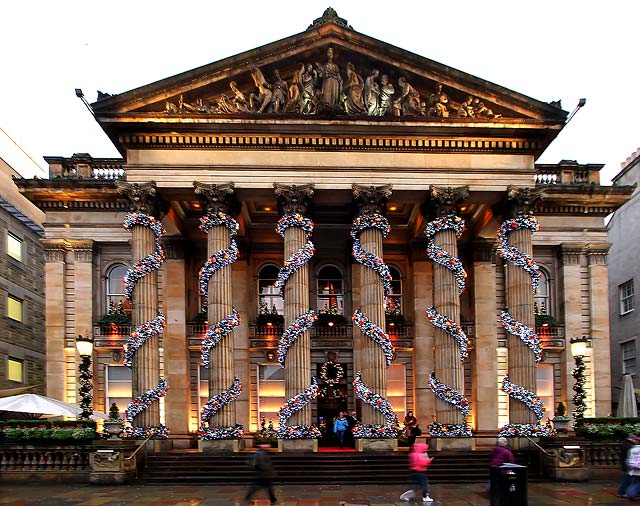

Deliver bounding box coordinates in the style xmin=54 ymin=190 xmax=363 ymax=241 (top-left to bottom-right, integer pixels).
xmin=346 ymin=410 xmax=359 ymax=448
xmin=486 ymin=437 xmax=515 ymax=492
xmin=617 ymin=434 xmax=640 ymax=497
xmin=246 ymin=444 xmax=278 ymax=504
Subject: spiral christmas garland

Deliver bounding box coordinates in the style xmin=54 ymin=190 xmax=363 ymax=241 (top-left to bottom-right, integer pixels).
xmin=425 ymin=214 xmax=467 ymax=294
xmin=351 ymin=214 xmax=392 ymax=295
xmin=426 ymin=307 xmax=469 ymax=361
xmin=276 ymin=310 xmax=317 ymax=367
xmin=123 ymin=314 xmax=166 ymax=367
xmin=498 ymin=375 xmax=553 ymax=437
xmin=427 ymin=372 xmax=472 ymax=437
xmin=201 ymin=309 xmax=240 ymax=368
xmin=352 ymin=309 xmax=394 ymax=366
xmin=497 ymin=214 xmax=541 ymax=294
xmin=277 ymin=377 xmax=321 ymax=439
xmin=500 ymin=310 xmax=542 ymax=364
xmin=122 ymin=212 xmax=168 ymax=437
xmin=199 ymin=377 xmax=244 ymax=440
xmin=198 ymin=212 xmax=239 ymax=303
xmin=274 ymin=214 xmax=315 ymax=296
xmin=352 ymin=371 xmax=398 ymax=439
xmin=123 ymin=213 xmax=166 ymax=300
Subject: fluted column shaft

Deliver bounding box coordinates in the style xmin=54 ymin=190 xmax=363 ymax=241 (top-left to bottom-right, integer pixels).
xmin=208 ymin=225 xmax=236 ymax=427
xmin=360 ymin=228 xmax=386 ymax=425
xmin=284 ymin=226 xmax=311 ymax=426
xmin=131 ymin=225 xmax=160 ymax=427
xmin=433 ymin=228 xmax=463 ymax=424
xmin=506 ymin=227 xmax=536 ymax=424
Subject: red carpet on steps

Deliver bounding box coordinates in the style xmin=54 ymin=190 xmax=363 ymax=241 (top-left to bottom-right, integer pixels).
xmin=318 ymin=446 xmax=358 ymax=452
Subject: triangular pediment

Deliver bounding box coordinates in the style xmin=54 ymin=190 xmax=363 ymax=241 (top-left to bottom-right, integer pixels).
xmin=92 ymin=11 xmax=566 ymax=125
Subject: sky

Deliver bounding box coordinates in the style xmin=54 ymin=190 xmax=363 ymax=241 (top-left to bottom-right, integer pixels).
xmin=1 ymin=0 xmax=638 ymax=183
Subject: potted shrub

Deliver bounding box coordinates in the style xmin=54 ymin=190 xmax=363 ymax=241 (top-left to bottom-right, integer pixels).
xmin=552 ymin=402 xmax=571 ymax=434
xmin=103 ymin=403 xmax=124 ymax=440
xmin=254 ymin=417 xmax=278 ymax=448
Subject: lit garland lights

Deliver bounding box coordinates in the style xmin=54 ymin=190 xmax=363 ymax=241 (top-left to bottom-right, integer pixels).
xmin=277 ymin=310 xmax=317 ymax=367
xmin=572 ymin=357 xmax=587 ymax=419
xmin=123 ymin=213 xmax=166 ymax=300
xmin=428 ymin=372 xmax=472 ymax=437
xmin=123 ymin=314 xmax=166 ymax=367
xmin=274 ymin=214 xmax=315 ymax=296
xmin=500 ymin=310 xmax=542 ymax=364
xmin=352 ymin=309 xmax=394 ymax=366
xmin=352 ymin=372 xmax=399 ymax=439
xmin=199 ymin=377 xmax=244 ymax=440
xmin=277 ymin=377 xmax=321 ymax=439
xmin=497 ymin=214 xmax=541 ymax=294
xmin=499 ymin=375 xmax=553 ymax=437
xmin=319 ymin=361 xmax=345 ymax=385
xmin=122 ymin=212 xmax=168 ymax=438
xmin=201 ymin=309 xmax=240 ymax=368
xmin=122 ymin=378 xmax=169 ymax=440
xmin=426 ymin=307 xmax=469 ymax=361
xmin=424 ymin=214 xmax=467 ymax=294
xmin=198 ymin=212 xmax=239 ymax=304
xmin=351 ymin=214 xmax=392 ymax=294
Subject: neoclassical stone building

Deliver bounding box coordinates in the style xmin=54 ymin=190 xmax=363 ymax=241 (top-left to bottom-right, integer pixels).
xmin=15 ymin=10 xmax=632 ymax=447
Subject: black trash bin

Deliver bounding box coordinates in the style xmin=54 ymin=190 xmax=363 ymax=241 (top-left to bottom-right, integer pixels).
xmin=489 ymin=463 xmax=527 ymax=506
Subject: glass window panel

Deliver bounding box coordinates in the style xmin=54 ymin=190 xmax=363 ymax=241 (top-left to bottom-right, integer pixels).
xmin=317 ymin=265 xmax=344 ymax=314
xmin=7 ymin=296 xmax=22 ymax=322
xmin=7 ymin=233 xmax=22 ymax=262
xmin=536 ymin=364 xmax=554 ymax=420
xmin=621 ymin=280 xmax=635 ymax=315
xmin=8 ymin=357 xmax=23 ymax=382
xmin=106 ymin=365 xmax=132 ymax=413
xmin=258 ymin=264 xmax=284 ymax=315
xmin=258 ymin=364 xmax=285 ymax=429
xmin=387 ymin=364 xmax=406 ymax=419
xmin=623 ymin=341 xmax=637 ymax=375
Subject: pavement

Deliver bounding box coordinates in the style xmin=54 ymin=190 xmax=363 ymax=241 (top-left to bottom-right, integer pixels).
xmin=0 ymin=480 xmax=628 ymax=505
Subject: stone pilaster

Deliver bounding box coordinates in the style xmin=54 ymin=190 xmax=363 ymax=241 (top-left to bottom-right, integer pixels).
xmin=502 ymin=187 xmax=543 ymax=424
xmin=423 ymin=185 xmax=468 ymax=426
xmin=587 ymin=245 xmax=611 ymax=416
xmin=274 ymin=183 xmax=314 ymax=429
xmin=70 ymin=240 xmax=94 ymax=338
xmin=352 ymin=184 xmax=392 ymax=426
xmin=116 ymin=181 xmax=161 ymax=427
xmin=472 ymin=240 xmax=499 ymax=431
xmin=43 ymin=240 xmax=67 ymax=400
xmin=194 ymin=182 xmax=241 ymax=429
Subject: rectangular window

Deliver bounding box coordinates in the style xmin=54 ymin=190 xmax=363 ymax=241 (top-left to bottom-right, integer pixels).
xmin=106 ymin=365 xmax=132 ymax=414
xmin=620 ymin=280 xmax=635 ymax=315
xmin=536 ymin=364 xmax=554 ymax=420
xmin=8 ymin=357 xmax=23 ymax=382
xmin=7 ymin=295 xmax=23 ymax=322
xmin=257 ymin=364 xmax=285 ymax=431
xmin=7 ymin=233 xmax=22 ymax=262
xmin=622 ymin=341 xmax=637 ymax=375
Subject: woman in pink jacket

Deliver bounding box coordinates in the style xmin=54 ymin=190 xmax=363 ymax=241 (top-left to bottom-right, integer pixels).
xmin=399 ymin=442 xmax=434 ymax=503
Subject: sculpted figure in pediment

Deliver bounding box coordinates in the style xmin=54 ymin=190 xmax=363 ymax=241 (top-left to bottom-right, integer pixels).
xmin=271 ymin=70 xmax=288 ymax=114
xmin=427 ymin=83 xmax=450 ymax=118
xmin=458 ymin=95 xmax=475 ymax=117
xmin=315 ymin=47 xmax=343 ymax=112
xmin=285 ymin=64 xmax=304 ymax=113
xmin=249 ymin=67 xmax=273 ymax=113
xmin=393 ymin=77 xmax=424 ymax=116
xmin=364 ymin=69 xmax=381 ymax=115
xmin=377 ymin=74 xmax=395 ymax=116
xmin=472 ymin=98 xmax=501 ymax=119
xmin=343 ymin=62 xmax=366 ymax=114
xmin=301 ymin=63 xmax=319 ymax=115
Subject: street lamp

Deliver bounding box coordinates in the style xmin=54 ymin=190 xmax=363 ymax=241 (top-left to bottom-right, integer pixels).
xmin=76 ymin=334 xmax=94 ymax=420
xmin=570 ymin=336 xmax=589 ymax=420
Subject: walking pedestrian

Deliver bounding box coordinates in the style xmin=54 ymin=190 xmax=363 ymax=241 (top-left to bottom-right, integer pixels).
xmin=246 ymin=443 xmax=278 ymax=504
xmin=486 ymin=436 xmax=515 ymax=492
xmin=617 ymin=434 xmax=638 ymax=497
xmin=334 ymin=411 xmax=349 ymax=449
xmin=399 ymin=442 xmax=434 ymax=503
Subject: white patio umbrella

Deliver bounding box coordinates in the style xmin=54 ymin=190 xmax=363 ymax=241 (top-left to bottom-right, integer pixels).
xmin=617 ymin=374 xmax=638 ymax=418
xmin=0 ymin=393 xmax=108 ymax=419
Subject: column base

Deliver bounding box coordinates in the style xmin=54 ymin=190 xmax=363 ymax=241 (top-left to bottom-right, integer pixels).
xmin=198 ymin=439 xmax=243 ymax=452
xmin=356 ymin=438 xmax=398 ymax=452
xmin=278 ymin=439 xmax=318 ymax=452
xmin=433 ymin=437 xmax=475 ymax=451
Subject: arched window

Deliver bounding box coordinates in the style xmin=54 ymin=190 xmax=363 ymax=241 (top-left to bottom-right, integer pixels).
xmin=317 ymin=265 xmax=344 ymax=314
xmin=106 ymin=264 xmax=130 ymax=316
xmin=258 ymin=264 xmax=284 ymax=315
xmin=385 ymin=265 xmax=403 ymax=315
xmin=534 ymin=268 xmax=550 ymax=316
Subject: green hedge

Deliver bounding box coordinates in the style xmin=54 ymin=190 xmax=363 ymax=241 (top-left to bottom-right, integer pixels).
xmin=574 ymin=417 xmax=640 ymax=439
xmin=1 ymin=419 xmax=97 ymax=442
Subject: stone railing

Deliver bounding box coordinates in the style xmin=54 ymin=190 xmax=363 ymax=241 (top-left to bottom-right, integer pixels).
xmin=0 ymin=444 xmax=92 ymax=481
xmin=534 ymin=161 xmax=601 ymax=186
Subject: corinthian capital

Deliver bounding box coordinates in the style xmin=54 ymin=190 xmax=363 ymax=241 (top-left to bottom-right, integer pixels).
xmin=274 ymin=183 xmax=315 ymax=216
xmin=503 ymin=186 xmax=544 ymax=218
xmin=193 ymin=182 xmax=240 ymax=215
xmin=352 ymin=183 xmax=392 ymax=215
xmin=421 ymin=185 xmax=469 ymax=219
xmin=116 ymin=181 xmax=158 ymax=214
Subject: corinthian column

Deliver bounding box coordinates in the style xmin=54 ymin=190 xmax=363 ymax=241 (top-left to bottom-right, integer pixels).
xmin=274 ymin=183 xmax=315 ymax=439
xmin=501 ymin=187 xmax=543 ymax=425
xmin=194 ymin=182 xmax=241 ymax=433
xmin=116 ymin=181 xmax=163 ymax=429
xmin=352 ymin=184 xmax=392 ymax=429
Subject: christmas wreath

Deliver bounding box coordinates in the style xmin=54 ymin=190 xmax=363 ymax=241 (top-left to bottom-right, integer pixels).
xmin=319 ymin=361 xmax=345 ymax=385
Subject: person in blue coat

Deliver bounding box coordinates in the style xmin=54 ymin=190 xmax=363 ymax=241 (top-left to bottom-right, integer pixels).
xmin=334 ymin=411 xmax=349 ymax=449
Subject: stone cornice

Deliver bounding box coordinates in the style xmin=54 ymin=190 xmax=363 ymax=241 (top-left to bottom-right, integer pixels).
xmin=585 ymin=244 xmax=609 ymax=266
xmin=560 ymin=243 xmax=584 ymax=265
